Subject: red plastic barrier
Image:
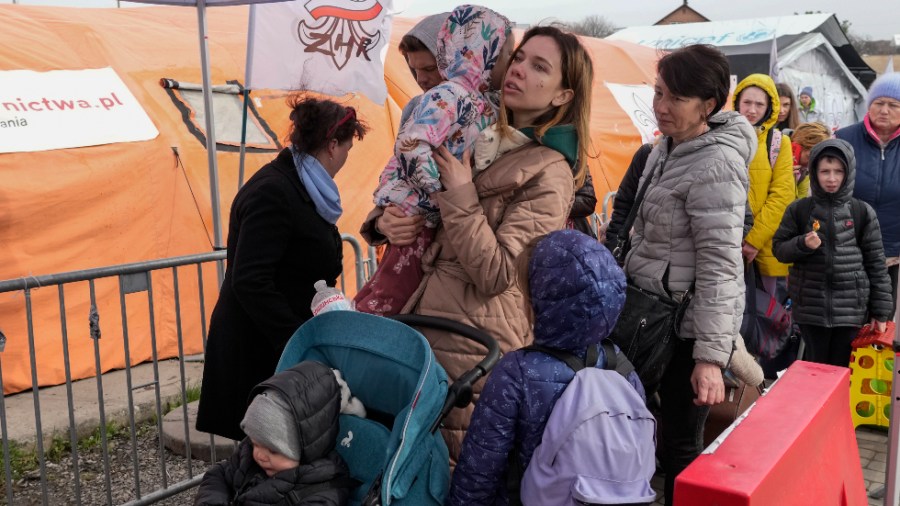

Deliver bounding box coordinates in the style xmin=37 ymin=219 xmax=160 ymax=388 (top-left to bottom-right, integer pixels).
xmin=675 ymin=361 xmax=868 ymax=505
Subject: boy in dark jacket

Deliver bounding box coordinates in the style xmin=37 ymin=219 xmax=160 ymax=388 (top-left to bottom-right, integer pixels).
xmin=772 ymin=139 xmax=893 ymax=367
xmin=447 ymin=229 xmax=648 ymax=505
xmin=194 ymin=362 xmax=352 ymax=506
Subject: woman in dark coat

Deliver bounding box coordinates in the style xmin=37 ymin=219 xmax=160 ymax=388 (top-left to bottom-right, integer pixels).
xmin=196 ymin=96 xmax=368 ymax=440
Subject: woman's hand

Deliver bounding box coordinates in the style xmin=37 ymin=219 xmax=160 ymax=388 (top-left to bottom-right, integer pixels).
xmin=872 ymin=319 xmax=888 ymax=334
xmin=741 ymin=242 xmax=759 ymax=263
xmin=433 ymin=146 xmax=472 ymax=190
xmin=804 ymin=231 xmax=821 ymax=250
xmin=691 ymin=362 xmax=725 ymax=406
xmin=376 ymin=205 xmax=424 ymax=246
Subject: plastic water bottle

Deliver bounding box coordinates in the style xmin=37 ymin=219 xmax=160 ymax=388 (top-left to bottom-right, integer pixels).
xmin=311 ymin=280 xmax=353 ymax=315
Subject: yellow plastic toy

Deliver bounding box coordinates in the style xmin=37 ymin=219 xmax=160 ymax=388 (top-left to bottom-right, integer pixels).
xmin=849 ymin=322 xmax=896 ymax=429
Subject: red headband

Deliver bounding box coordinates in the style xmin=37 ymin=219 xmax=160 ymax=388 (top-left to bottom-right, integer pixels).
xmin=326 ymin=107 xmax=356 ymax=139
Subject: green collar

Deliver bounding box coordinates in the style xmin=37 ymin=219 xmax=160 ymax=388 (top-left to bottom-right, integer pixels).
xmin=520 ymin=124 xmax=578 ymax=168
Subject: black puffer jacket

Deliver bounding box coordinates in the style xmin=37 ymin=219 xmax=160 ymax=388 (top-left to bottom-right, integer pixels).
xmin=772 ymin=139 xmax=894 ymax=327
xmin=605 ymin=143 xmax=652 ymax=252
xmin=570 ymin=171 xmax=598 ymax=238
xmin=194 ymin=362 xmax=351 ymax=505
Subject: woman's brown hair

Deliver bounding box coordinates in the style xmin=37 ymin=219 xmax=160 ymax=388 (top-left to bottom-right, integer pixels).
xmin=657 ymin=44 xmax=730 ymax=118
xmin=497 ymin=26 xmax=594 ymax=188
xmin=775 ymin=82 xmax=800 ymax=131
xmin=285 ymin=94 xmax=368 ymax=155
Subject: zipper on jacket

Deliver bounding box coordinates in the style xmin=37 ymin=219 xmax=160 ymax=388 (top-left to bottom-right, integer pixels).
xmin=824 ymin=202 xmax=835 ymax=325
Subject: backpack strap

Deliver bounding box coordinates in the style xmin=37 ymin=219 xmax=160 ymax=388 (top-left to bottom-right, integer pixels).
xmin=600 ymin=339 xmax=637 ymax=378
xmin=767 ymin=128 xmax=782 ymax=168
xmin=524 ymin=341 xmax=635 ymax=379
xmin=850 ymin=198 xmax=866 ymax=245
xmin=524 ymin=344 xmax=587 ymax=372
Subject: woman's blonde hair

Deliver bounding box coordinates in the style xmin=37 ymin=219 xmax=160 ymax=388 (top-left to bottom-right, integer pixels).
xmin=497 ymin=26 xmax=594 ymax=188
xmin=791 ymin=122 xmax=831 ymax=150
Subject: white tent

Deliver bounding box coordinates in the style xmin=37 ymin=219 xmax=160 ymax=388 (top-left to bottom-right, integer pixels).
xmin=607 ymin=14 xmax=875 ymax=129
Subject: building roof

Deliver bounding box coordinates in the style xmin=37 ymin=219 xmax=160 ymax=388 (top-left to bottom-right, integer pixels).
xmin=655 ymin=1 xmax=710 ymax=25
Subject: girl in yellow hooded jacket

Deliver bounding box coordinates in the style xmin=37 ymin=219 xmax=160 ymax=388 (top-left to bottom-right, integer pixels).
xmin=734 ymin=74 xmax=796 ymax=296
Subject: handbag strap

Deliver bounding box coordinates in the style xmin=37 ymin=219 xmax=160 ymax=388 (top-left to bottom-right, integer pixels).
xmin=613 ymin=149 xmax=661 ymax=264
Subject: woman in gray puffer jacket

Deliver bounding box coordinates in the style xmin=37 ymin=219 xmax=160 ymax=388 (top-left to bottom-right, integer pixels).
xmin=772 ymin=139 xmax=893 ymax=366
xmin=623 ymin=44 xmax=755 ymax=506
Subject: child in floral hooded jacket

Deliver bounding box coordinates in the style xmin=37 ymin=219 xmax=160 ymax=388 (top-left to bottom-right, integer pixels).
xmin=353 ymin=4 xmax=513 ymax=315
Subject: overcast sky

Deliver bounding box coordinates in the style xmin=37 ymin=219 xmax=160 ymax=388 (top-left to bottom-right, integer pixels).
xmin=1 ymin=0 xmax=897 ymax=39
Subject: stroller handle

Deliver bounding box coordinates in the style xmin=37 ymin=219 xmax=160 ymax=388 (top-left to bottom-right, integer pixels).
xmin=389 ymin=314 xmax=501 ymax=372
xmin=390 ymin=314 xmax=501 ymax=433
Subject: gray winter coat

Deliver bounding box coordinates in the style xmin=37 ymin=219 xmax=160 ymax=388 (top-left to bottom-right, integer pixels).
xmin=624 ymin=111 xmax=756 ymax=367
xmin=772 ymin=139 xmax=894 ymax=327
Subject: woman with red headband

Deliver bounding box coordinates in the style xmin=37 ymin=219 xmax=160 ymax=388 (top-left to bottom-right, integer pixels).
xmin=196 ymin=95 xmax=368 ymax=441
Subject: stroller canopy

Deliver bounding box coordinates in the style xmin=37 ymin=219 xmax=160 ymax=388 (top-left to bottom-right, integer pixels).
xmin=277 ymin=311 xmax=450 ymax=505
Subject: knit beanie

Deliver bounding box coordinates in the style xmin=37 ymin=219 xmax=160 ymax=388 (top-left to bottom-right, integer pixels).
xmin=866 ymin=72 xmax=900 ymax=108
xmin=241 ymin=389 xmax=300 ymax=462
xmin=799 ymin=86 xmax=813 ymax=100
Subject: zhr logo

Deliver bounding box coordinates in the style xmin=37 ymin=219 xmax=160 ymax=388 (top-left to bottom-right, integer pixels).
xmin=299 ymin=0 xmax=384 ymax=70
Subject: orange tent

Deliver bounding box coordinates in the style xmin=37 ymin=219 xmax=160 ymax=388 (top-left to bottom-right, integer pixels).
xmin=0 ymin=4 xmax=658 ymax=394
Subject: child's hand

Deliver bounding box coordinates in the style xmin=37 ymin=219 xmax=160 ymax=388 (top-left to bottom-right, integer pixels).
xmin=741 ymin=242 xmax=759 ymax=262
xmin=433 ymin=146 xmax=471 ymax=190
xmin=804 ymin=231 xmax=821 ymax=250
xmin=872 ymin=319 xmax=887 ymax=334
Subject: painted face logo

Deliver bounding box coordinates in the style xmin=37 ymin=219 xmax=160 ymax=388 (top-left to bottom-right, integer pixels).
xmin=298 ymin=0 xmax=384 ymax=70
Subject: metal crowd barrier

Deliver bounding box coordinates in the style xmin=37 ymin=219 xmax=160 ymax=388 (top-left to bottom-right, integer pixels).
xmin=601 ymin=190 xmax=617 ymax=224
xmin=0 ymin=234 xmax=374 ymax=505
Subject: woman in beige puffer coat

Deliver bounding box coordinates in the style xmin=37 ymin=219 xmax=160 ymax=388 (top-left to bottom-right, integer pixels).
xmin=369 ymin=26 xmax=595 ymax=465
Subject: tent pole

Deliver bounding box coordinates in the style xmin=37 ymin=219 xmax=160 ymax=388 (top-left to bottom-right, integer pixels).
xmin=884 ymin=300 xmax=900 ymax=505
xmin=240 ymin=3 xmax=260 ymax=192
xmin=870 ymin=300 xmax=900 ymax=505
xmin=238 ymin=89 xmax=249 ymax=189
xmin=196 ymin=0 xmax=225 ymax=284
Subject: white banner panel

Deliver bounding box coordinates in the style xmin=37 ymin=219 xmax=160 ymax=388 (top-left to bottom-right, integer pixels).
xmin=607 ymin=13 xmax=836 ymax=49
xmin=0 ymin=68 xmax=158 ymax=153
xmin=246 ymin=0 xmax=398 ymax=103
xmin=606 ymin=83 xmax=658 ymax=144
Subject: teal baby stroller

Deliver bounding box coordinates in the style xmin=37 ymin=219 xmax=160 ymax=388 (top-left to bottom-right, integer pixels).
xmin=275 ymin=311 xmax=499 ymax=506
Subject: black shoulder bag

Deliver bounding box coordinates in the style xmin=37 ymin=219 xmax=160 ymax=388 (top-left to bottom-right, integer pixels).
xmin=609 ymin=158 xmax=693 ymax=395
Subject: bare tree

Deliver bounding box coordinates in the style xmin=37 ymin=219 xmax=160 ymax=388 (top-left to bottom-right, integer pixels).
xmin=566 ymin=15 xmax=618 ymax=39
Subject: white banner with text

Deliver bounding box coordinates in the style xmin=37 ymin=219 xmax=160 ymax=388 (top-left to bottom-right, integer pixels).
xmin=606 ymin=83 xmax=658 ymax=144
xmin=0 ymin=68 xmax=159 ymax=153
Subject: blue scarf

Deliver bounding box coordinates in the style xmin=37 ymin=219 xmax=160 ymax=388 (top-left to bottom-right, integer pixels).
xmin=290 ymin=146 xmax=342 ymax=224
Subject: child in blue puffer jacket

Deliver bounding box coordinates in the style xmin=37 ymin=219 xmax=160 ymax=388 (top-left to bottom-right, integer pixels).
xmin=447 ymin=229 xmax=646 ymax=505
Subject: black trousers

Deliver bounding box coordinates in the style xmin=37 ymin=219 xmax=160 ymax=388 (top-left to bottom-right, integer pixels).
xmin=798 ymin=324 xmax=860 ymax=367
xmin=659 ymin=337 xmax=710 ymax=506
